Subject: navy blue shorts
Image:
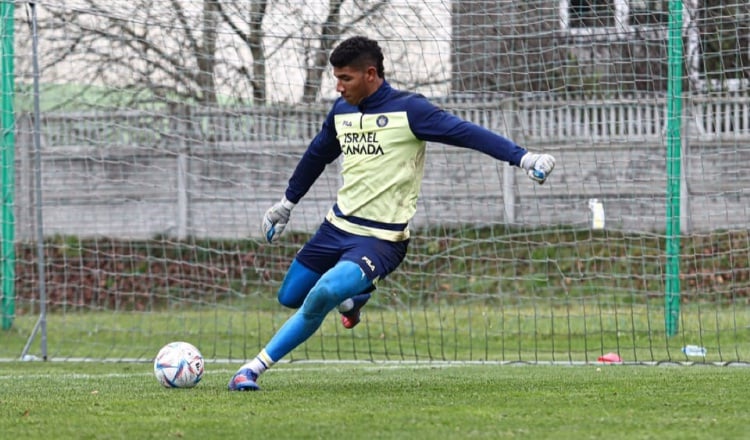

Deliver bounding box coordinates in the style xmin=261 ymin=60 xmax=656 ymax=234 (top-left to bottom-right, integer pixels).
xmin=295 ymin=220 xmax=409 ymax=282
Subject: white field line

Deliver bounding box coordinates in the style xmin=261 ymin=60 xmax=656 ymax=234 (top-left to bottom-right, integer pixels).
xmin=0 ymin=362 xmax=471 ymax=381
xmin=1 ymin=357 xmax=748 ymax=382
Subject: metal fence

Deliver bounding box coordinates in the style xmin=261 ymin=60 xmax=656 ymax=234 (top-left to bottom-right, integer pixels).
xmin=13 ymin=93 xmax=750 ymax=240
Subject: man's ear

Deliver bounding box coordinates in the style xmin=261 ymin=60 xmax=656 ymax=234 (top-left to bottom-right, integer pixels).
xmin=365 ymin=65 xmax=379 ymax=82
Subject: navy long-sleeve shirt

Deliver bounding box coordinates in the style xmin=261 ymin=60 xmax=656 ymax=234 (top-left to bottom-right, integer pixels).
xmin=284 ymin=81 xmax=527 ymax=241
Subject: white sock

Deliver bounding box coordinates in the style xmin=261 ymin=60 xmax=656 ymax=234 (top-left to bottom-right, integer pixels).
xmin=338 ymin=298 xmax=354 ymax=313
xmin=240 ymin=349 xmax=274 ymax=376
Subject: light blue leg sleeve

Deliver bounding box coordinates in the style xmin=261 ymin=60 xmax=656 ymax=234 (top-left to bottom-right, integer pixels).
xmin=265 ymin=260 xmax=372 ymax=361
xmin=277 ymin=259 xmax=321 ymax=309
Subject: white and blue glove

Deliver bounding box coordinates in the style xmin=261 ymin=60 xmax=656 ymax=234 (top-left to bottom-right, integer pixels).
xmin=261 ymin=196 xmax=296 ymax=243
xmin=520 ymin=152 xmax=556 ymax=184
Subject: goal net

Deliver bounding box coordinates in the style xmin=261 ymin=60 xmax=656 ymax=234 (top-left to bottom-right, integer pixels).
xmin=3 ymin=0 xmax=749 ymax=365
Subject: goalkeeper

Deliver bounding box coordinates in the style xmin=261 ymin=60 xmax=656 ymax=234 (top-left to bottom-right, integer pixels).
xmin=229 ymin=36 xmax=555 ymax=391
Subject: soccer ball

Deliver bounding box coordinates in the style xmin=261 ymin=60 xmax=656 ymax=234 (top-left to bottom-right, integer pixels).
xmin=153 ymin=341 xmax=205 ymax=388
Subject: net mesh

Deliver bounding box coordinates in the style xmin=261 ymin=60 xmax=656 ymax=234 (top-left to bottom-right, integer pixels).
xmin=2 ymin=0 xmax=749 ymax=364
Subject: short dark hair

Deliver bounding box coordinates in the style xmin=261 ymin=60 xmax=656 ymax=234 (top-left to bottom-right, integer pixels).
xmin=329 ymin=36 xmax=385 ymax=78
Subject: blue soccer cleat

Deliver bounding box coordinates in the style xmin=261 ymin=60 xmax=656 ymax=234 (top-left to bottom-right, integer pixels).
xmin=228 ymin=368 xmax=261 ymax=391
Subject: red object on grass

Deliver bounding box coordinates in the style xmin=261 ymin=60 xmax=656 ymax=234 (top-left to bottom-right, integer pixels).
xmin=597 ymin=352 xmax=622 ymax=363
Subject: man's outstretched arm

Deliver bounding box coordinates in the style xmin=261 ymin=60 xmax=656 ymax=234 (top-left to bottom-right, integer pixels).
xmin=408 ymin=97 xmax=555 ymax=184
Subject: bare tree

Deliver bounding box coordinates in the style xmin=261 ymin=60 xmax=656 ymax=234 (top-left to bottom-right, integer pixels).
xmin=218 ymin=0 xmax=390 ymax=105
xmin=300 ymin=0 xmax=389 ymax=103
xmin=17 ymin=0 xmax=434 ymax=108
xmin=216 ymin=0 xmax=268 ymax=105
xmin=19 ymin=1 xmax=223 ymax=107
xmin=196 ymin=0 xmax=220 ymax=104
xmin=301 ymin=0 xmax=346 ymax=104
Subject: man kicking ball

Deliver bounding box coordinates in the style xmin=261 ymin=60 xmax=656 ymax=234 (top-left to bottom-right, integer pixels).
xmin=229 ymin=35 xmax=555 ymax=391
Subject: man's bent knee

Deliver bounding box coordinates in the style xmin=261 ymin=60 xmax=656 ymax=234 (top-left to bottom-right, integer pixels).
xmin=301 ymin=278 xmax=338 ymax=316
xmin=300 ymin=261 xmax=372 ymax=316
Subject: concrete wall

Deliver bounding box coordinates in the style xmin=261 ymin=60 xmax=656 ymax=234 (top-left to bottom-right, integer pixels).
xmin=12 ymin=106 xmax=750 ymax=240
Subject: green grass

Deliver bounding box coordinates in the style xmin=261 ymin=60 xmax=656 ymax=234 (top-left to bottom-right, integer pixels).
xmin=0 ymin=361 xmax=747 ymax=439
xmin=4 ymin=302 xmax=750 ymax=364
xmin=3 ymin=229 xmax=749 ymax=437
xmin=5 ymin=299 xmax=750 ymax=364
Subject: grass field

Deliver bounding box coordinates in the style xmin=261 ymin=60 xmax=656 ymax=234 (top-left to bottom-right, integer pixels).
xmin=1 ymin=361 xmax=747 ymax=439
xmin=3 ymin=229 xmax=749 ymax=438
xmin=4 ymin=303 xmax=750 ymax=365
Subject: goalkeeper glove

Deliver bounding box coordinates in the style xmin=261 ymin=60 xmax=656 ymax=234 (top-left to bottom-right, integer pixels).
xmin=261 ymin=196 xmax=296 ymax=243
xmin=520 ymin=152 xmax=556 ymax=185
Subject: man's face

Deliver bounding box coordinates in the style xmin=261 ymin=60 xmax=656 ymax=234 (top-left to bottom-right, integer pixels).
xmin=333 ymin=65 xmax=377 ymax=106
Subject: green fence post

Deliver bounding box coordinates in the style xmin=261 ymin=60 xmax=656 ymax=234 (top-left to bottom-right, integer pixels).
xmin=1 ymin=0 xmax=15 ymax=330
xmin=665 ymin=0 xmax=683 ymax=337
